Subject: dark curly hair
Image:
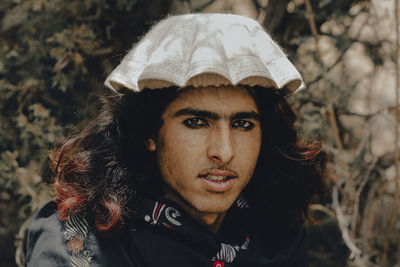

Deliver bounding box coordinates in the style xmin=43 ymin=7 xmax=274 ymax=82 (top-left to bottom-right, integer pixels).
xmin=49 ymin=86 xmax=327 ymax=231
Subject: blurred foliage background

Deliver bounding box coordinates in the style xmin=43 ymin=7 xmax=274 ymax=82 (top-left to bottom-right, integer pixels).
xmin=1 ymin=0 xmax=400 ymax=266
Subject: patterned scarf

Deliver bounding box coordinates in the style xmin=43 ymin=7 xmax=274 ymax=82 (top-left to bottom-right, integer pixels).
xmin=124 ymin=195 xmax=309 ymax=267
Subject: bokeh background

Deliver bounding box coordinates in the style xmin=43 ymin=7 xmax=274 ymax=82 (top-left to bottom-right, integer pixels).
xmin=1 ymin=0 xmax=400 ymax=266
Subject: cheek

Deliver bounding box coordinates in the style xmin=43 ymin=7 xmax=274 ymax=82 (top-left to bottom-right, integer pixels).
xmin=237 ymin=131 xmax=262 ymax=170
xmin=251 ymin=134 xmax=262 ymax=158
xmin=161 ymin=126 xmax=206 ymax=155
xmin=156 ymin=126 xmax=204 ymax=179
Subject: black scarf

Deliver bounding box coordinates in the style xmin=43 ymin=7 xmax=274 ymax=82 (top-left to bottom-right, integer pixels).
xmin=102 ymin=195 xmax=309 ymax=267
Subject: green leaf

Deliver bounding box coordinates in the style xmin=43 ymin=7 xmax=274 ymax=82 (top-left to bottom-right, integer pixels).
xmin=1 ymin=5 xmax=29 ymax=31
xmin=28 ymin=103 xmax=50 ymax=118
xmin=15 ymin=114 xmax=28 ymax=128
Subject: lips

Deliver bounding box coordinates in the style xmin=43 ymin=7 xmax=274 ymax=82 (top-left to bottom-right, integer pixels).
xmin=198 ymin=169 xmax=237 ymax=180
xmin=198 ymin=169 xmax=237 ymax=192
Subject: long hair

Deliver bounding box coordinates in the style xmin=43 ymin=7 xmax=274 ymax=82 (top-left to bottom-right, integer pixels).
xmin=246 ymin=87 xmax=327 ymax=229
xmin=49 ymin=86 xmax=327 ymax=231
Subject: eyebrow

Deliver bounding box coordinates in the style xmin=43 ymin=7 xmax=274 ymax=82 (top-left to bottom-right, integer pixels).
xmin=173 ymin=108 xmax=260 ymax=121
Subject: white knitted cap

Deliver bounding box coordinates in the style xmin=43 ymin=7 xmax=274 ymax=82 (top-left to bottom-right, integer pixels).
xmin=104 ymin=13 xmax=305 ymax=94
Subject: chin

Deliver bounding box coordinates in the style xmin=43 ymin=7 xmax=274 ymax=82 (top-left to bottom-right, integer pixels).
xmin=192 ymin=197 xmax=235 ymax=214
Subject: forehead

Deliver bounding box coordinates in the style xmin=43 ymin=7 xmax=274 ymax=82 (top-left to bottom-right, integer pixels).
xmin=163 ymin=86 xmax=259 ymax=115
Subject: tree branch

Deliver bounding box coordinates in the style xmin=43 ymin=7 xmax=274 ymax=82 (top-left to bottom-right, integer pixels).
xmin=307 ymin=11 xmax=371 ymax=86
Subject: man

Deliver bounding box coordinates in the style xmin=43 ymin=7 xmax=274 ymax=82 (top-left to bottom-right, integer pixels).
xmin=27 ymin=14 xmax=326 ymax=266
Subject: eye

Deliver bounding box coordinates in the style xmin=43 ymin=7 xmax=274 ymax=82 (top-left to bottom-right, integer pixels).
xmin=183 ymin=118 xmax=209 ymax=129
xmin=232 ymin=120 xmax=254 ymax=131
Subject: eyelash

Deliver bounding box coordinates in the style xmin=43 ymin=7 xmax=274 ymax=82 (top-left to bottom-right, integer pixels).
xmin=183 ymin=118 xmax=208 ymax=128
xmin=232 ymin=120 xmax=255 ymax=131
xmin=182 ymin=118 xmax=255 ymax=131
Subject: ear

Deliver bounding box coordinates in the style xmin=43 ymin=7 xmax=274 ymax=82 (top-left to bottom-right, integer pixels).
xmin=146 ymin=137 xmax=156 ymax=152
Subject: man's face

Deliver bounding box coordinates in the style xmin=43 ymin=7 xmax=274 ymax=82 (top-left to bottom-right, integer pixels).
xmin=148 ymin=86 xmax=262 ymax=225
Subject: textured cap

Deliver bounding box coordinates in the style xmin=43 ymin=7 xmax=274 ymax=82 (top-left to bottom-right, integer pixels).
xmin=105 ymin=13 xmax=305 ymax=94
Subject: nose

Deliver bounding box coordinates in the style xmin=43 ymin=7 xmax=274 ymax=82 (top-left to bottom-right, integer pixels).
xmin=207 ymin=124 xmax=235 ymax=165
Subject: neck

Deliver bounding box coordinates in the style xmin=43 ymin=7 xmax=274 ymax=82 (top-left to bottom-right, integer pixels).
xmin=205 ymin=212 xmax=227 ymax=233
xmin=183 ymin=205 xmax=227 ymax=233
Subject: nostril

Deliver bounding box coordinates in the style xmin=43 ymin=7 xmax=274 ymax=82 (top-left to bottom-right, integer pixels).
xmin=211 ymin=155 xmax=221 ymax=161
xmin=208 ymin=146 xmax=234 ymax=164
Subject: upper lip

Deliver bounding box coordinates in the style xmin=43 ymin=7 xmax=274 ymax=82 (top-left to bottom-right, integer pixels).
xmin=198 ymin=169 xmax=238 ymax=178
